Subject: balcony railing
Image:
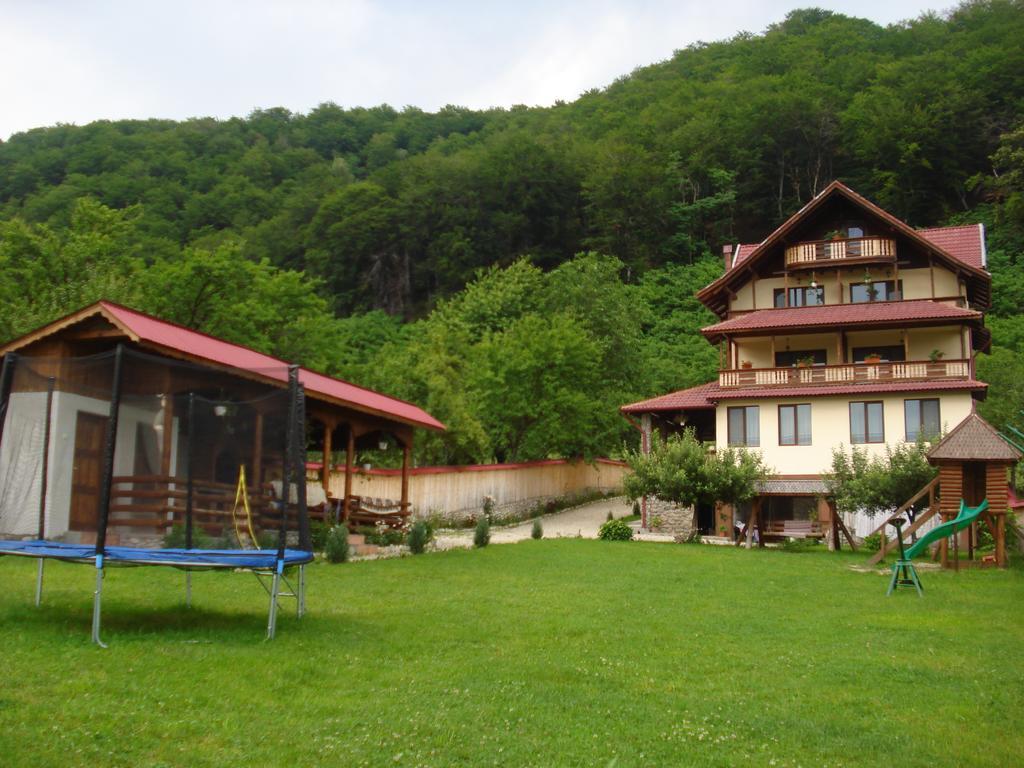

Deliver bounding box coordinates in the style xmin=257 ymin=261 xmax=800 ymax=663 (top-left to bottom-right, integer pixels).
xmin=785 ymin=236 xmax=896 ymax=267
xmin=719 ymin=359 xmax=970 ymax=389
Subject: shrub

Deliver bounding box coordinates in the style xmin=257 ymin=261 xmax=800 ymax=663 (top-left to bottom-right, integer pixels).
xmin=861 ymin=532 xmax=882 ymax=552
xmin=606 ymin=510 xmax=614 ymax=521
xmin=324 ymin=525 xmax=350 ymax=563
xmin=474 ymin=516 xmax=491 ymax=548
xmin=632 ymin=500 xmax=641 ymax=517
xmin=531 ymin=518 xmax=543 ymax=539
xmin=408 ymin=521 xmax=429 ymax=554
xmin=310 ymin=520 xmax=328 ymax=551
xmin=163 ymin=524 xmax=211 ymax=549
xmin=598 ymin=518 xmax=633 ymax=541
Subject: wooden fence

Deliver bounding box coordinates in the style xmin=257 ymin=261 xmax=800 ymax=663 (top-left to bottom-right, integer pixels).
xmin=307 ymin=458 xmax=628 ymax=519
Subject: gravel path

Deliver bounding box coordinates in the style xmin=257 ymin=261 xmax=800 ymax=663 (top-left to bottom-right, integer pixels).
xmin=434 ymin=495 xmax=635 ymax=549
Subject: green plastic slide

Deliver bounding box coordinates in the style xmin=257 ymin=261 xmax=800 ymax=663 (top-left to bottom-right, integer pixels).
xmin=904 ymin=499 xmax=989 ymax=560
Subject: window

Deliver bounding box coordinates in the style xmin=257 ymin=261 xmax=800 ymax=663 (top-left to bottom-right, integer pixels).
xmin=850 ymin=280 xmax=902 ymax=303
xmin=850 ymin=401 xmax=884 ymax=444
xmin=779 ymin=404 xmax=811 ymax=446
xmin=905 ymin=399 xmax=940 ymax=442
xmin=851 ymin=345 xmax=905 ymax=363
xmin=728 ymin=406 xmax=760 ymax=447
xmin=774 ymin=349 xmax=827 ymax=367
xmin=773 ymin=286 xmax=824 ymax=308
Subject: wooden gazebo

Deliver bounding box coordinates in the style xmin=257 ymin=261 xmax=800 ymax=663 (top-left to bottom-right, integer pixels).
xmin=927 ymin=413 xmax=1020 ymax=568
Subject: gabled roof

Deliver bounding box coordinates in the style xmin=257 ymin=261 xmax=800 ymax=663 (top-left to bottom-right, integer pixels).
xmin=729 ymin=243 xmax=760 ymax=269
xmin=698 ymin=181 xmax=991 ymax=317
xmin=927 ymin=412 xmax=1021 ymax=463
xmin=620 ymin=382 xmax=719 ymax=413
xmin=0 ymin=301 xmax=446 ymax=432
xmin=701 ymin=298 xmax=981 ymax=341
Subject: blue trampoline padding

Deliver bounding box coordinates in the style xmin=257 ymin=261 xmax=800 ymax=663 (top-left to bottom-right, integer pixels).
xmin=0 ymin=540 xmax=313 ymax=569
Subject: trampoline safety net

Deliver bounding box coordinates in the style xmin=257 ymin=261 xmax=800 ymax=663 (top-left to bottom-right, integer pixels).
xmin=0 ymin=345 xmax=311 ymax=557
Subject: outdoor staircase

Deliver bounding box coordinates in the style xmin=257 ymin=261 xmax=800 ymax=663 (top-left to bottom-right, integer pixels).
xmin=347 ymin=533 xmax=379 ymax=557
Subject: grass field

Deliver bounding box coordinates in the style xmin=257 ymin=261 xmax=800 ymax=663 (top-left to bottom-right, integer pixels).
xmin=0 ymin=540 xmax=1022 ymax=767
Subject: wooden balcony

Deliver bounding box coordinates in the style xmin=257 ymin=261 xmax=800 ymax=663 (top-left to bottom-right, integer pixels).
xmin=785 ymin=236 xmax=896 ymax=268
xmin=719 ymin=359 xmax=971 ymax=389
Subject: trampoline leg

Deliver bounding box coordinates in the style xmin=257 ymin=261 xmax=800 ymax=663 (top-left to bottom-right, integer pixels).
xmin=91 ymin=563 xmax=107 ymax=649
xmin=34 ymin=558 xmax=44 ymax=607
xmin=185 ymin=571 xmax=192 ymax=608
xmin=297 ymin=565 xmax=305 ymax=619
xmin=266 ymin=571 xmax=281 ymax=640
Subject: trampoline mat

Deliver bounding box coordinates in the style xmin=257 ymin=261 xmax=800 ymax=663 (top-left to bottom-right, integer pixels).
xmin=0 ymin=540 xmax=313 ymax=569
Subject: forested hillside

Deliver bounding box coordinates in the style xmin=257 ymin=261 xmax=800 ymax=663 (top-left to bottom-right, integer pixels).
xmin=1 ymin=2 xmax=1023 ymax=464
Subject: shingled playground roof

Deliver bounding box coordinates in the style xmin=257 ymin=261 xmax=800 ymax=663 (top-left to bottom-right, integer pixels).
xmin=927 ymin=413 xmax=1022 ymax=463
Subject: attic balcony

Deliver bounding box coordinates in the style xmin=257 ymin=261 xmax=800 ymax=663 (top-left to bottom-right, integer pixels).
xmin=784 ymin=236 xmax=896 ymax=270
xmin=718 ymin=358 xmax=971 ymax=390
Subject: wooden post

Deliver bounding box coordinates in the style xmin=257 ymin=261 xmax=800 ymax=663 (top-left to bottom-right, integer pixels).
xmin=160 ymin=394 xmax=174 ymax=476
xmin=343 ymin=427 xmax=354 ymax=520
xmin=252 ymin=411 xmax=263 ymax=489
xmin=996 ymin=512 xmax=1007 ymax=568
xmin=321 ymin=420 xmax=332 ymax=493
xmin=400 ymin=436 xmax=412 ymax=516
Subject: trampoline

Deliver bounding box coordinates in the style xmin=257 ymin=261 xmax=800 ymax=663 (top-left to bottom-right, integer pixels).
xmin=0 ymin=345 xmax=313 ymax=645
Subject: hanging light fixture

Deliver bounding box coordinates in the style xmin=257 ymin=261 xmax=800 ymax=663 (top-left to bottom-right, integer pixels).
xmin=809 ymin=270 xmax=817 ymax=289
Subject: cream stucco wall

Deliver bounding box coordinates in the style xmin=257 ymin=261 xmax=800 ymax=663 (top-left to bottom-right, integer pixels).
xmin=728 ymin=263 xmax=963 ymax=313
xmin=734 ymin=326 xmax=965 ymax=367
xmin=714 ymin=390 xmax=975 ymax=476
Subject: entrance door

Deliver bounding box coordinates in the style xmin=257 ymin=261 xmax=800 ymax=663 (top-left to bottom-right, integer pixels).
xmin=70 ymin=412 xmax=109 ymax=531
xmin=962 ymin=461 xmax=987 ymax=507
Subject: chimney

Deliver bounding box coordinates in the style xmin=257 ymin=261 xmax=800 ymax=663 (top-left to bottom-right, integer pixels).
xmin=722 ymin=244 xmax=734 ymax=270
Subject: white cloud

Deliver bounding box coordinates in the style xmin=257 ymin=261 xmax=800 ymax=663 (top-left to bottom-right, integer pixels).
xmin=0 ymin=0 xmax=940 ymax=139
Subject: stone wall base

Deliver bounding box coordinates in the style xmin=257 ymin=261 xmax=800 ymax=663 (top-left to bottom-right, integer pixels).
xmin=644 ymin=498 xmax=696 ymax=539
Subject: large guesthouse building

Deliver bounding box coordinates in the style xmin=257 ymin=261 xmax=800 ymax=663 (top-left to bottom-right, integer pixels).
xmin=622 ymin=181 xmax=992 ymax=541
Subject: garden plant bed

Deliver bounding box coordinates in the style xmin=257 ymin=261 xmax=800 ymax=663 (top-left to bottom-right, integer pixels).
xmin=1 ymin=540 xmax=1022 ymax=766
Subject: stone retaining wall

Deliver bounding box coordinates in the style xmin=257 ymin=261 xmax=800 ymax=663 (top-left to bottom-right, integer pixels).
xmin=643 ymin=498 xmax=696 ymax=539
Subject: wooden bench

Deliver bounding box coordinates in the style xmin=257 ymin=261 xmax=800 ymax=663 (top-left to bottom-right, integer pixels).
xmin=345 ymin=496 xmax=409 ymax=530
xmin=762 ymin=519 xmax=825 ymax=540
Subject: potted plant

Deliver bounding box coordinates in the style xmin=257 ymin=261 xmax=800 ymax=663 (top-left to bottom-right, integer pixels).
xmin=929 ymin=349 xmax=945 ymax=363
xmin=740 ymin=360 xmax=753 ymax=369
xmin=796 ymin=355 xmax=816 ymax=368
xmin=863 ymin=353 xmax=882 ymax=364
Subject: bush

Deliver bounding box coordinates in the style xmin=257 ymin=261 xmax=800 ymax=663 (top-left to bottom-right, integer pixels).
xmin=310 ymin=520 xmax=328 ymax=551
xmin=861 ymin=532 xmax=882 ymax=552
xmin=324 ymin=525 xmax=350 ymax=563
xmin=632 ymin=500 xmax=641 ymax=517
xmin=598 ymin=518 xmax=633 ymax=541
xmin=408 ymin=520 xmax=429 ymax=554
xmin=163 ymin=524 xmax=211 ymax=549
xmin=474 ymin=516 xmax=491 ymax=548
xmin=531 ymin=518 xmax=543 ymax=539
xmin=606 ymin=510 xmax=614 ymax=521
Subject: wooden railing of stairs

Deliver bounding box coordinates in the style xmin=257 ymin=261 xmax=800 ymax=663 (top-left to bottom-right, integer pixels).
xmin=865 ymin=477 xmax=940 ymax=566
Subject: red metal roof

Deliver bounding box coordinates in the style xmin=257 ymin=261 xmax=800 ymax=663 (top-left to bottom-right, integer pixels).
xmin=98 ymin=302 xmax=446 ymax=431
xmin=702 ymin=299 xmax=980 ymax=339
xmin=916 ymin=224 xmax=985 ymax=270
xmin=621 ymin=382 xmax=719 ymax=413
xmin=710 ymin=378 xmax=986 ymax=400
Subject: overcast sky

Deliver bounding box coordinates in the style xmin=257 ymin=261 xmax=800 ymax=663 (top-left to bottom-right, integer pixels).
xmin=1 ymin=0 xmax=947 ymax=140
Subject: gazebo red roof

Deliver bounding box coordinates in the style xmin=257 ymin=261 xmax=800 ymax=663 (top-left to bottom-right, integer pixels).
xmin=0 ymin=301 xmax=446 ymax=432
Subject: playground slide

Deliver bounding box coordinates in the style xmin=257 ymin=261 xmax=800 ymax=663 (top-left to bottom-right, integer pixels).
xmin=904 ymin=499 xmax=989 ymax=560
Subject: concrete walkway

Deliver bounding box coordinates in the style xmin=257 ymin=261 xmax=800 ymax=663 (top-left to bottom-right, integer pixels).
xmin=434 ymin=495 xmax=636 ymax=549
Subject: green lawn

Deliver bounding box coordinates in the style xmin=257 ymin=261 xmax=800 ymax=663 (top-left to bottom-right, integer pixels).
xmin=0 ymin=541 xmax=1022 ymax=767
